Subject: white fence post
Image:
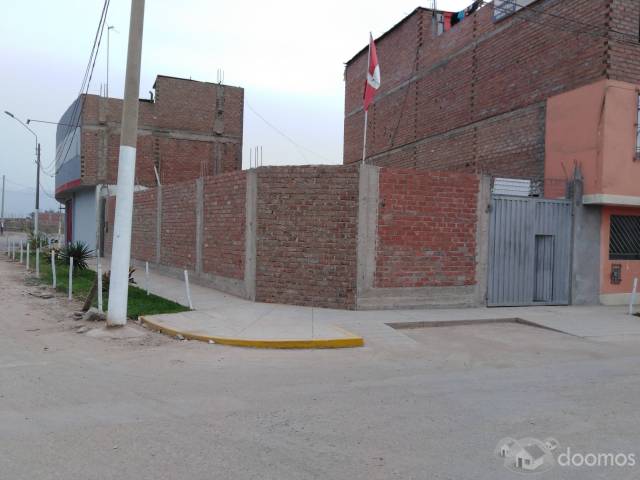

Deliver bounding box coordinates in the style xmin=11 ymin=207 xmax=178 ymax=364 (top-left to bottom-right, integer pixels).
xmin=51 ymin=251 xmax=57 ymax=289
xmin=20 ymin=242 xmax=23 ymax=264
xmin=68 ymin=257 xmax=74 ymax=300
xmin=629 ymin=278 xmax=638 ymax=315
xmin=97 ymin=253 xmax=103 ymax=312
xmin=145 ymin=261 xmax=150 ymax=295
xmin=26 ymin=244 xmax=30 ymax=271
xmin=35 ymin=248 xmax=40 ymax=277
xmin=184 ymin=270 xmax=193 ymax=310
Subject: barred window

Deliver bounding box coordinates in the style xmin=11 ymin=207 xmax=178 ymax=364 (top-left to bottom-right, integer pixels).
xmin=610 ymin=215 xmax=640 ymax=260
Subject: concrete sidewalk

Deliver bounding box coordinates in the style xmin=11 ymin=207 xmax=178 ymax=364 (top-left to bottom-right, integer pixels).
xmin=103 ymin=258 xmax=640 ymax=349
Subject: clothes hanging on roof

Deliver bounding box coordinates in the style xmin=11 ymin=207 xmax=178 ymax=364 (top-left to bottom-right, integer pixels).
xmin=449 ymin=0 xmax=482 ymax=28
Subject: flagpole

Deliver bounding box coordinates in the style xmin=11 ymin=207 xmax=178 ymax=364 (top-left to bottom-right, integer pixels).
xmin=362 ymin=33 xmax=372 ymax=165
xmin=362 ymin=110 xmax=368 ymax=164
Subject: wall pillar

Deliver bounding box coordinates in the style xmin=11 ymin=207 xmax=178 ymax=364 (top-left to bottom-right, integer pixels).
xmin=195 ymin=178 xmax=204 ymax=275
xmin=356 ymin=164 xmax=380 ymax=298
xmin=474 ymin=175 xmax=491 ymax=304
xmin=244 ymin=170 xmax=257 ymax=300
xmin=155 ymin=184 xmax=162 ymax=264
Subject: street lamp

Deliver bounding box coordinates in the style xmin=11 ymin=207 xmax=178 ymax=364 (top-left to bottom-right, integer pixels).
xmin=4 ymin=110 xmax=41 ymax=238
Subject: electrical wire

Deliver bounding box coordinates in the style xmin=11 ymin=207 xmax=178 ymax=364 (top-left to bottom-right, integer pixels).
xmin=246 ymin=101 xmax=334 ymax=163
xmin=55 ymin=0 xmax=111 ymax=175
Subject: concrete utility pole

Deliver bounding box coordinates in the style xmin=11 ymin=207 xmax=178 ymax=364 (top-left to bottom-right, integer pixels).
xmin=1 ymin=175 xmax=5 ymax=235
xmin=107 ymin=0 xmax=145 ymax=327
xmin=35 ymin=143 xmax=40 ymax=238
xmin=3 ymin=111 xmax=39 ymax=238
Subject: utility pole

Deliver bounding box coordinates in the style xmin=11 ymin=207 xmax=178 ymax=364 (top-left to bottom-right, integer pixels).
xmin=107 ymin=0 xmax=145 ymax=327
xmin=3 ymin=111 xmax=39 ymax=238
xmin=1 ymin=175 xmax=5 ymax=236
xmin=34 ymin=143 xmax=40 ymax=238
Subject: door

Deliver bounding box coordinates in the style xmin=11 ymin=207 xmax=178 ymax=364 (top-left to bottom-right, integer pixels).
xmin=487 ymin=196 xmax=572 ymax=306
xmin=65 ymin=199 xmax=73 ymax=245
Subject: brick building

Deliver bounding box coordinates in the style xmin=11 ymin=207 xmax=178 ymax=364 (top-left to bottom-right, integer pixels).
xmin=344 ymin=0 xmax=640 ymax=305
xmin=55 ymin=75 xmax=244 ymax=252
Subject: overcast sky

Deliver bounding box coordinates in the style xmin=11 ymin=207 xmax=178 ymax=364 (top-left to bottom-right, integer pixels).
xmin=0 ymin=0 xmax=471 ymax=216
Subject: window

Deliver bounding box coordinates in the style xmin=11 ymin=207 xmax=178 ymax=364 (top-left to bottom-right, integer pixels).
xmin=610 ymin=215 xmax=640 ymax=260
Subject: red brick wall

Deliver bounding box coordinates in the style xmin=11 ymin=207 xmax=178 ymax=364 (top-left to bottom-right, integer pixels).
xmin=255 ymin=165 xmax=360 ymax=309
xmin=161 ymin=182 xmax=197 ymax=270
xmin=71 ymin=75 xmax=244 ymax=195
xmin=344 ymin=0 xmax=629 ymax=177
xmin=375 ymin=169 xmax=479 ymax=288
xmin=131 ymin=189 xmax=157 ymax=263
xmin=203 ymin=172 xmax=246 ymax=279
xmin=608 ymin=0 xmax=640 ymax=84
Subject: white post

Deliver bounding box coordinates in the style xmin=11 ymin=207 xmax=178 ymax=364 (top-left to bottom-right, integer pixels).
xmin=51 ymin=251 xmax=57 ymax=289
xmin=26 ymin=243 xmax=30 ymax=270
xmin=11 ymin=241 xmax=15 ymax=260
xmin=68 ymin=257 xmax=74 ymax=300
xmin=145 ymin=261 xmax=149 ymax=295
xmin=629 ymin=278 xmax=638 ymax=315
xmin=19 ymin=242 xmax=23 ymax=264
xmin=97 ymin=253 xmax=103 ymax=312
xmin=184 ymin=269 xmax=193 ymax=310
xmin=35 ymin=248 xmax=40 ymax=277
xmin=107 ymin=0 xmax=146 ymax=327
xmin=5 ymin=237 xmax=8 ymax=256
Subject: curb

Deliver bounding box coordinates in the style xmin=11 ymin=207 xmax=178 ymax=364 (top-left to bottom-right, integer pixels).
xmin=139 ymin=316 xmax=365 ymax=349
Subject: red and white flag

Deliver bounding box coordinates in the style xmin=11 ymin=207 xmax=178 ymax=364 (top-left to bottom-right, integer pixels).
xmin=363 ymin=33 xmax=380 ymax=112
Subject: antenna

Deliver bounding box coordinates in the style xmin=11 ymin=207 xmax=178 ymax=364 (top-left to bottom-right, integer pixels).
xmin=217 ymin=68 xmax=225 ymax=84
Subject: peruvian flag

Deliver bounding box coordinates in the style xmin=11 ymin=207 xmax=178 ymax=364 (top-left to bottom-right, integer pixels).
xmin=363 ymin=33 xmax=380 ymax=112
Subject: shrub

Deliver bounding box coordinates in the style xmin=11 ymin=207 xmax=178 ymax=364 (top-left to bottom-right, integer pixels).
xmin=59 ymin=241 xmax=94 ymax=272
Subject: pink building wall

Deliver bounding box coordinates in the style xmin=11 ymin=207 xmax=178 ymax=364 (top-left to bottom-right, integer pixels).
xmin=546 ymin=79 xmax=640 ymax=304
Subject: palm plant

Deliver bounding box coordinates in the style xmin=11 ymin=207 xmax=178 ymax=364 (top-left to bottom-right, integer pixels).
xmin=59 ymin=241 xmax=94 ymax=272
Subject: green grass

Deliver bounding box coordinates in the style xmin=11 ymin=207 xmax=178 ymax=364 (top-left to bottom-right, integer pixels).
xmin=27 ymin=253 xmax=189 ymax=319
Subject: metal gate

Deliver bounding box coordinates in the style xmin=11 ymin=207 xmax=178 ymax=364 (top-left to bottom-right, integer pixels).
xmin=487 ymin=195 xmax=572 ymax=307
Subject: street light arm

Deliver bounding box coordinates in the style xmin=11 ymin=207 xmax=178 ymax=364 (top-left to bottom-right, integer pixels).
xmin=4 ymin=110 xmax=38 ymax=144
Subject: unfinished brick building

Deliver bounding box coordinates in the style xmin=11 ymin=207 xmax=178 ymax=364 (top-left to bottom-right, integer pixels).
xmin=342 ymin=0 xmax=640 ymax=307
xmin=344 ymin=0 xmax=639 ymax=177
xmin=55 ymin=75 xmax=244 ymax=252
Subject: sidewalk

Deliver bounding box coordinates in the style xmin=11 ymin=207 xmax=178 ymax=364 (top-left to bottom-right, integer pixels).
xmin=101 ymin=258 xmax=640 ymax=349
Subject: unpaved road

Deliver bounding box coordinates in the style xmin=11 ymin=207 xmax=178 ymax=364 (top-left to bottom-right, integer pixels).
xmin=1 ymin=258 xmax=640 ymax=480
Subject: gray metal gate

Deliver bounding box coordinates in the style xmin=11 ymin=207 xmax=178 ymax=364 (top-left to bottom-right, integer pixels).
xmin=487 ymin=195 xmax=572 ymax=307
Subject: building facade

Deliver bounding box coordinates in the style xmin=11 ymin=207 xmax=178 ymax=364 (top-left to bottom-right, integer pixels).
xmin=55 ymin=75 xmax=244 ymax=252
xmin=344 ymin=0 xmax=640 ymax=305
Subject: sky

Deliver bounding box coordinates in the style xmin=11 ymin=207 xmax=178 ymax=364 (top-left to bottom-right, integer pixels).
xmin=0 ymin=0 xmax=471 ymax=217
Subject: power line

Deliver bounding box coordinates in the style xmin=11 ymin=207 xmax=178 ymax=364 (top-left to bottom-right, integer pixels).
xmin=246 ymin=101 xmax=333 ymax=164
xmin=55 ymin=0 xmax=111 ymax=175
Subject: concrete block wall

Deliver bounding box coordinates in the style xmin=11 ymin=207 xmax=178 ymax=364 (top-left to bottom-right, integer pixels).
xmin=105 ymin=165 xmax=488 ymax=310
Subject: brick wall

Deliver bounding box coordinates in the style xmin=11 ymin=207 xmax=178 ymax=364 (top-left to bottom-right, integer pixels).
xmin=160 ymin=182 xmax=197 ymax=270
xmin=202 ymin=171 xmax=246 ymax=279
xmin=131 ymin=189 xmax=157 ymax=263
xmin=343 ymin=0 xmax=638 ymax=176
xmin=375 ymin=169 xmax=479 ymax=289
xmin=66 ymin=75 xmax=244 ymax=197
xmin=255 ymin=165 xmax=360 ymax=309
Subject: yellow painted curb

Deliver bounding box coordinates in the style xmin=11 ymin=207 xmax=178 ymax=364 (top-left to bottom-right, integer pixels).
xmin=139 ymin=316 xmax=364 ymax=349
